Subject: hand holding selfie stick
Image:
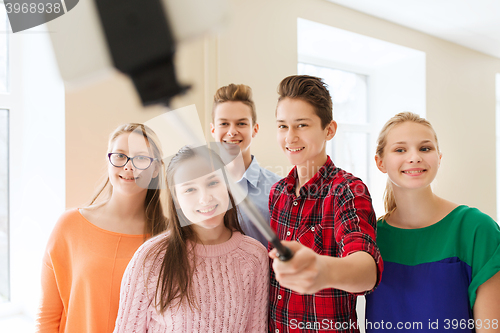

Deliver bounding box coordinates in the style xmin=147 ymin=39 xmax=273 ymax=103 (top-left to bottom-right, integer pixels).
xmin=168 ymin=111 xmax=293 ymax=261
xmin=238 ymin=196 xmax=293 ymax=261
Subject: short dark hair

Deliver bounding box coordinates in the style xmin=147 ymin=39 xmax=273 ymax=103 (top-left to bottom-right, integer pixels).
xmin=212 ymin=84 xmax=257 ymax=125
xmin=277 ymin=75 xmax=333 ymax=129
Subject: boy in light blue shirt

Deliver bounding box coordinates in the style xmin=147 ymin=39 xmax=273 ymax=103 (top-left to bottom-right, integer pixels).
xmin=210 ymin=84 xmax=281 ymax=246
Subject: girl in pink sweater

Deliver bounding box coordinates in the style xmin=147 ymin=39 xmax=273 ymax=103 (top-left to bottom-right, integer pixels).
xmin=114 ymin=145 xmax=269 ymax=333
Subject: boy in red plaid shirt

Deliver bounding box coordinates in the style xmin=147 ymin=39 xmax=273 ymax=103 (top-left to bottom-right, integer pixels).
xmin=268 ymin=75 xmax=383 ymax=333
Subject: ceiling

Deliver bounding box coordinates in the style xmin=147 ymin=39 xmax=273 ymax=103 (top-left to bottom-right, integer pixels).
xmin=327 ymin=0 xmax=500 ymax=59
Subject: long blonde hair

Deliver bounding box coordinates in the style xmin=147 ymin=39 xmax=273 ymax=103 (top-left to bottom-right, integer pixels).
xmin=88 ymin=123 xmax=167 ymax=238
xmin=375 ymin=112 xmax=440 ymax=220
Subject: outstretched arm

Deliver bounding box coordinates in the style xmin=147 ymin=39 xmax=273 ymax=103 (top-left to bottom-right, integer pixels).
xmin=269 ymin=241 xmax=377 ymax=294
xmin=35 ymin=259 xmax=63 ymax=333
xmin=474 ymin=271 xmax=500 ymax=333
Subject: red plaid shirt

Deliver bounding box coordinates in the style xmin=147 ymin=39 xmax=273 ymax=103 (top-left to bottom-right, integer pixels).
xmin=269 ymin=157 xmax=383 ymax=333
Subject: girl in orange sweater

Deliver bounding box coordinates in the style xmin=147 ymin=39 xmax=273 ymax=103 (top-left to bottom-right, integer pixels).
xmin=35 ymin=123 xmax=167 ymax=333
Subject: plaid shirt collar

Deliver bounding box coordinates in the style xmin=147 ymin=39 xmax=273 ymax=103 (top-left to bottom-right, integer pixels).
xmin=284 ymin=156 xmax=335 ymax=198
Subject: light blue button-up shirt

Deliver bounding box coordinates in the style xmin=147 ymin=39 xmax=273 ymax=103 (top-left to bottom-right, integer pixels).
xmin=236 ymin=156 xmax=282 ymax=247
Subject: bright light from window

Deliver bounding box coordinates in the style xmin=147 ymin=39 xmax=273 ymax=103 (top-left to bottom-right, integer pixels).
xmin=0 ymin=109 xmax=8 ymax=303
xmin=0 ymin=5 xmax=8 ymax=93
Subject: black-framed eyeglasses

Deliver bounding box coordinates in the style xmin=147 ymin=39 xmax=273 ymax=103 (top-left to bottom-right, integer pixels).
xmin=108 ymin=153 xmax=156 ymax=170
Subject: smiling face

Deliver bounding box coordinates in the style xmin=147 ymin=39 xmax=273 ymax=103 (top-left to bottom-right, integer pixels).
xmin=276 ymin=97 xmax=336 ymax=169
xmin=375 ymin=121 xmax=442 ymax=191
xmin=210 ymin=101 xmax=258 ymax=161
xmin=172 ymin=157 xmax=230 ymax=230
xmin=108 ymin=132 xmax=158 ymax=196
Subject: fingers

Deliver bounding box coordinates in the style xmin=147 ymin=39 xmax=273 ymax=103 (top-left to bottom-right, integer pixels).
xmin=272 ymin=242 xmax=310 ymax=274
xmin=270 ymin=242 xmax=322 ymax=294
xmin=280 ymin=240 xmax=303 ymax=252
xmin=268 ymin=240 xmax=300 ymax=261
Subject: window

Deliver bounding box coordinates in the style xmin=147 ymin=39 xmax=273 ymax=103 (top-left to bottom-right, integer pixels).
xmin=0 ymin=2 xmax=7 ymax=93
xmin=0 ymin=8 xmax=65 ymax=329
xmin=0 ymin=3 xmax=9 ymax=303
xmin=0 ymin=109 xmax=8 ymax=303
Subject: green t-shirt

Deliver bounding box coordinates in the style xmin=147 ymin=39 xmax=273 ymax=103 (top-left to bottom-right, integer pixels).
xmin=366 ymin=205 xmax=500 ymax=332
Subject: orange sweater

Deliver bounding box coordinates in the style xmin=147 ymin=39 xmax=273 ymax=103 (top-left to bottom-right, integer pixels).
xmin=35 ymin=209 xmax=145 ymax=333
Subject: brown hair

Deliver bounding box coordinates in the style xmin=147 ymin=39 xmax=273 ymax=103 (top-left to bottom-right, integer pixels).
xmin=212 ymin=83 xmax=257 ymax=125
xmin=376 ymin=112 xmax=440 ymax=220
xmin=147 ymin=145 xmax=244 ymax=313
xmin=277 ymin=75 xmax=333 ymax=129
xmin=88 ymin=123 xmax=167 ymax=238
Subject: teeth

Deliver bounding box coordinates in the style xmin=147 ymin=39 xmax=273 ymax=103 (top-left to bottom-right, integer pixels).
xmin=224 ymin=140 xmax=240 ymax=144
xmin=287 ymin=147 xmax=304 ymax=152
xmin=403 ymin=170 xmax=424 ymax=174
xmin=198 ymin=205 xmax=217 ymax=213
xmin=121 ymin=176 xmax=136 ymax=180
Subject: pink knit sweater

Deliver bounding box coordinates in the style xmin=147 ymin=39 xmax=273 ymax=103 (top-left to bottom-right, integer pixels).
xmin=113 ymin=231 xmax=269 ymax=333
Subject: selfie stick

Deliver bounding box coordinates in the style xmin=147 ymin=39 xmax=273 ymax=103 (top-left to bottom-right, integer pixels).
xmin=169 ymin=111 xmax=293 ymax=261
xmin=238 ymin=196 xmax=293 ymax=261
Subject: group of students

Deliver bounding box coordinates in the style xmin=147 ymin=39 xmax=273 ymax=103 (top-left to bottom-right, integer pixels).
xmin=35 ymin=75 xmax=500 ymax=333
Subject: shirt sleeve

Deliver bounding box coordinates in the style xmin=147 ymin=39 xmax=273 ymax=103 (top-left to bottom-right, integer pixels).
xmin=35 ymin=252 xmax=63 ymax=333
xmin=334 ymin=179 xmax=383 ymax=293
xmin=465 ymin=208 xmax=500 ymax=307
xmin=247 ymin=245 xmax=270 ymax=333
xmin=113 ymin=244 xmax=152 ymax=333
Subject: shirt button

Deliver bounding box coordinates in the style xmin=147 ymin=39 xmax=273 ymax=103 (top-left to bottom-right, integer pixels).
xmin=311 ymin=227 xmax=315 ymax=231
xmin=286 ymin=231 xmax=291 ymax=236
xmin=278 ymin=295 xmax=282 ymax=300
xmin=293 ymin=201 xmax=298 ymax=206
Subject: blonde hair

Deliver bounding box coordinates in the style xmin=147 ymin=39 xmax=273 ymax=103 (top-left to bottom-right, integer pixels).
xmin=88 ymin=123 xmax=167 ymax=238
xmin=375 ymin=112 xmax=440 ymax=220
xmin=212 ymin=84 xmax=257 ymax=125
